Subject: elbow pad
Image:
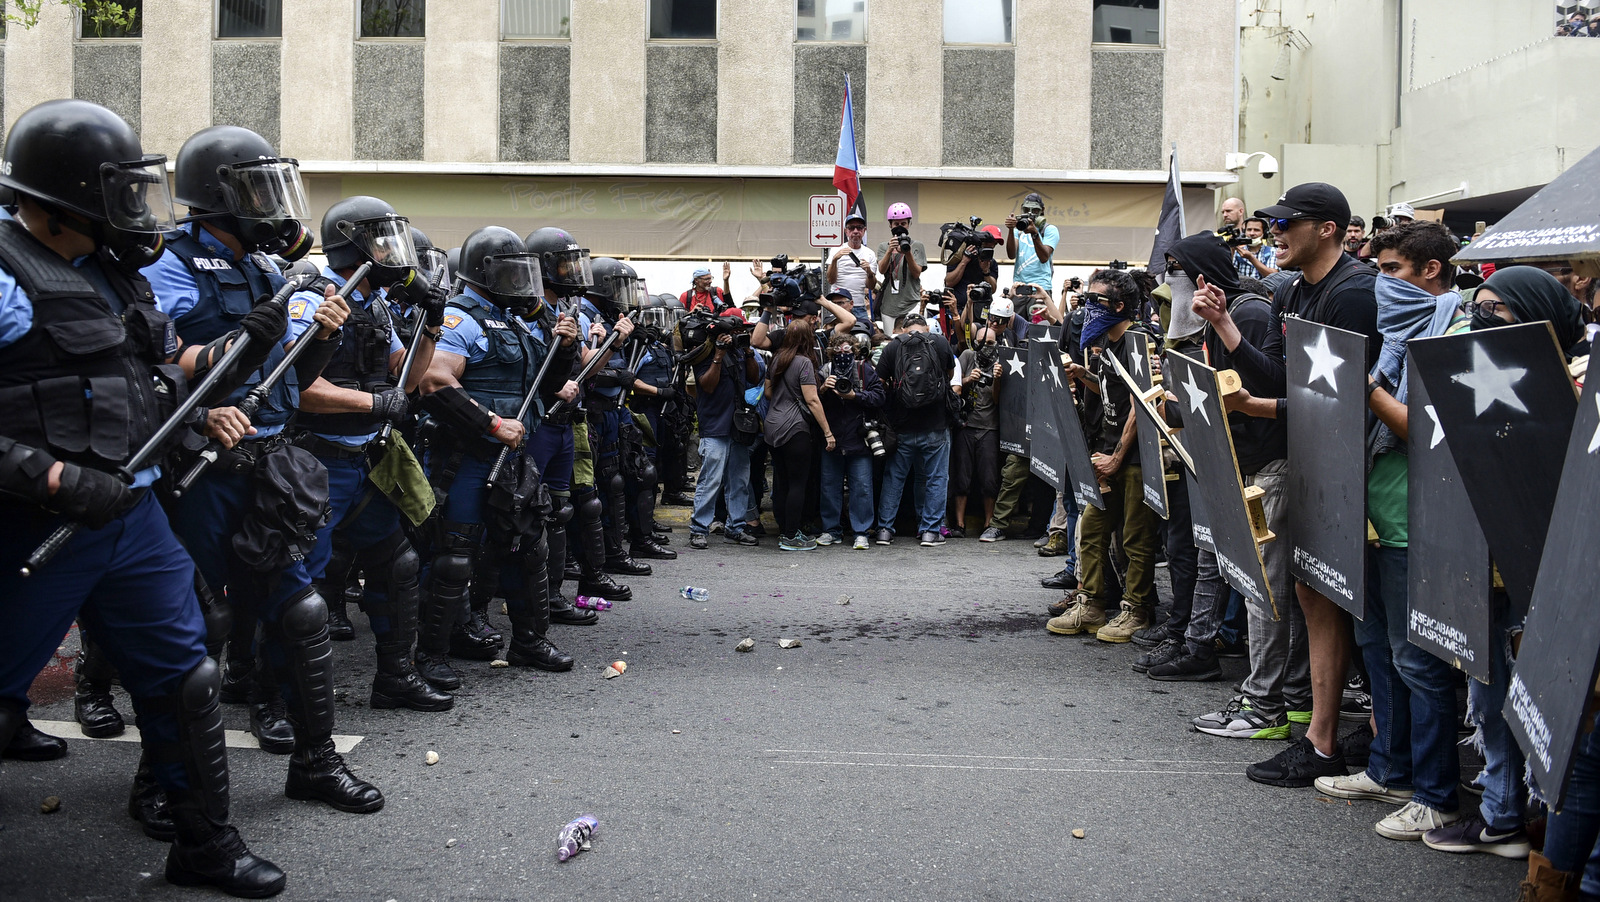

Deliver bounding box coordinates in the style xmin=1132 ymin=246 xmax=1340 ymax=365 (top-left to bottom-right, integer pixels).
xmin=421 ymin=386 xmax=496 ymax=436
xmin=291 ymin=332 xmax=343 ymax=385
xmin=191 ymin=330 xmax=273 ymax=403
xmin=0 ymin=435 xmax=55 ymax=507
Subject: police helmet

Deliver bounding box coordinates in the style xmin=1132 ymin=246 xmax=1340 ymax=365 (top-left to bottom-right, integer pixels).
xmin=320 ymin=195 xmax=418 ymax=279
xmin=523 ymin=226 xmax=593 ymax=297
xmin=445 ymin=247 xmax=461 ymax=284
xmin=459 ymin=226 xmax=544 ymax=310
xmin=174 ymin=125 xmax=312 ymax=258
xmin=589 ymin=257 xmax=648 ymax=312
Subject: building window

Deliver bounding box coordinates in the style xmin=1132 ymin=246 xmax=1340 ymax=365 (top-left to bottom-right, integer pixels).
xmin=80 ymin=0 xmax=143 ymax=38
xmin=649 ymin=0 xmax=715 ymax=39
xmin=218 ymin=0 xmax=282 ymax=38
xmin=796 ymin=0 xmax=864 ymax=42
xmin=943 ymin=0 xmax=1010 ymax=44
xmin=1092 ymin=0 xmax=1160 ymax=45
xmin=360 ymin=0 xmax=424 ymax=38
xmin=503 ymin=0 xmax=569 ymax=39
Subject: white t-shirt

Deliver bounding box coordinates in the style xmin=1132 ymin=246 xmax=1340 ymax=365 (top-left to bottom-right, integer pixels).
xmin=829 ymin=242 xmax=877 ymax=299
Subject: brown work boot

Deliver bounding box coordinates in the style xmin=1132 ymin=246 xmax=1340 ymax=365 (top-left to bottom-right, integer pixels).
xmin=1038 ymin=531 xmax=1071 ymax=557
xmin=1046 ymin=595 xmax=1107 ymax=635
xmin=1096 ymin=605 xmax=1152 ymax=644
xmin=1516 ymin=851 xmax=1580 ymax=901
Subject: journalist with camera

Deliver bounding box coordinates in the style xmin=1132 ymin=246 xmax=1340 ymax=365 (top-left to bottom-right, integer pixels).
xmin=1005 ymin=192 xmax=1059 ymax=299
xmin=875 ymin=203 xmax=927 ymax=335
xmin=1220 ymin=215 xmax=1278 ymax=279
xmin=942 ymin=217 xmax=1002 ymax=304
xmin=826 ymin=212 xmax=877 ymax=317
xmin=750 ymin=275 xmax=858 ymax=352
xmin=815 ymin=331 xmax=886 ymax=550
xmin=683 ymin=307 xmax=763 ymax=550
xmin=951 ymin=317 xmax=1004 ymax=537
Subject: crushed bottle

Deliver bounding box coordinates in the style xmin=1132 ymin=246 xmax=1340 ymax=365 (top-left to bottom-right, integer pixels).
xmin=679 ymin=586 xmax=709 ymax=602
xmin=573 ymin=595 xmax=612 ymax=611
xmin=557 ymin=814 xmax=600 ymax=862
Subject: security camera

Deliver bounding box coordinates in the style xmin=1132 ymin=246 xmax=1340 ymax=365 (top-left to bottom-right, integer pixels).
xmin=1258 ymin=155 xmax=1279 ymax=179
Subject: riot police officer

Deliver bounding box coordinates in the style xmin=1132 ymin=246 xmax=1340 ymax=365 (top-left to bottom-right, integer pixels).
xmin=417 ymin=227 xmax=582 ymax=675
xmin=0 ymin=100 xmax=284 ymax=897
xmin=290 ymin=196 xmax=452 ymax=711
xmin=626 ymin=291 xmax=682 ymax=555
xmin=144 ymin=125 xmax=382 ymax=817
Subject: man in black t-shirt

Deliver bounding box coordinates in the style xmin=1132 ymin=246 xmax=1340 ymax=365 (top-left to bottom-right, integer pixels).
xmin=872 ymin=313 xmax=957 ymax=548
xmin=1193 ymin=182 xmax=1381 ymax=790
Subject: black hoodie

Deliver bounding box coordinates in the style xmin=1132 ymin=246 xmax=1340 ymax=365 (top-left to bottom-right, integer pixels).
xmin=1167 ymin=233 xmax=1287 ymax=472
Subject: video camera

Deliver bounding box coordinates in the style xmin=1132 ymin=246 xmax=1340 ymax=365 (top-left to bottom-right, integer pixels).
xmin=936 ymin=216 xmax=999 ymax=267
xmin=972 ymin=341 xmax=999 ymax=390
xmin=1215 ymin=225 xmax=1265 ymax=249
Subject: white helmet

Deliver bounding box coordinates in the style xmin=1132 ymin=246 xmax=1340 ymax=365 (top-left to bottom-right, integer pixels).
xmin=987 ymin=297 xmax=1014 ymax=320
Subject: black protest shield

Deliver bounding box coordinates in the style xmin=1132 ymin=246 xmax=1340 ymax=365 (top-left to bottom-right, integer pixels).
xmin=1050 ymin=340 xmax=1105 ymax=512
xmin=1409 ymin=322 xmax=1577 ymax=616
xmin=1166 ymin=351 xmax=1276 ymax=615
xmin=1285 ymin=318 xmax=1369 ymax=616
xmin=1405 ymin=361 xmax=1493 ymax=683
xmin=1122 ymin=330 xmax=1169 ymax=519
xmin=1503 ymin=361 xmax=1600 ymax=808
xmin=997 ymin=345 xmax=1029 ymax=457
xmin=1027 ymin=337 xmax=1066 ymax=490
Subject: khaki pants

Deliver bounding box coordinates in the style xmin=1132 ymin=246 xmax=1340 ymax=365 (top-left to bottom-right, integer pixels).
xmin=1078 ymin=463 xmax=1159 ymax=611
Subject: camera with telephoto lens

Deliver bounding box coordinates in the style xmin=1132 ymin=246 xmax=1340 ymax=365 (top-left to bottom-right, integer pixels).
xmin=973 ymin=341 xmax=999 ymax=390
xmin=968 ymin=282 xmax=994 ymax=304
xmin=862 ymin=420 xmax=887 ymax=458
xmin=1215 ymin=225 xmax=1262 ymax=249
xmin=1014 ymin=213 xmax=1035 ymax=232
xmin=891 ymin=226 xmax=912 ymax=254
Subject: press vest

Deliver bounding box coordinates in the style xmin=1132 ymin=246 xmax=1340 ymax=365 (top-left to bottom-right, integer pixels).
xmin=161 ymin=228 xmax=298 ymax=428
xmin=294 ymin=278 xmax=396 ymax=437
xmin=0 ymin=219 xmax=182 ymax=472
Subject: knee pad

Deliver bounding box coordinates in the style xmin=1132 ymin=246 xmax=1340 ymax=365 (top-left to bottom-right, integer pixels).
xmin=573 ymin=489 xmax=603 ymax=523
xmin=180 ymin=657 xmax=223 ymax=716
xmin=636 ymin=459 xmax=659 ymax=488
xmin=432 ymin=546 xmax=474 ymax=587
xmin=278 ymin=587 xmax=330 ymax=642
xmin=606 ymin=470 xmax=625 ymax=501
xmin=548 ymin=494 xmax=574 ymax=527
xmin=392 ymin=544 xmax=421 ymax=587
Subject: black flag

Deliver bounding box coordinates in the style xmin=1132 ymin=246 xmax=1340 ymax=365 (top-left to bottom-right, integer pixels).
xmin=1121 ymin=330 xmax=1169 ymax=519
xmin=1148 ymin=144 xmax=1186 ymax=275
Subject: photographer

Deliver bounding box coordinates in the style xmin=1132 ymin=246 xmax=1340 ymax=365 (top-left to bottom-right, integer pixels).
xmin=750 ymin=283 xmax=857 ymax=351
xmin=921 ymin=287 xmax=965 ymax=346
xmin=951 ymin=322 xmax=1004 ymax=537
xmin=875 ymin=202 xmax=927 ymax=335
xmin=872 ymin=313 xmax=957 ymax=547
xmin=1229 ymin=216 xmax=1279 ymax=280
xmin=826 ymin=213 xmax=877 ymax=310
xmin=1005 ymin=193 xmax=1058 ymax=296
xmin=681 ymin=263 xmax=732 ymax=314
xmin=945 ymin=224 xmax=1002 ymax=298
xmin=687 ymin=309 xmax=764 ymax=549
xmin=764 ymin=327 xmax=835 ymax=551
xmin=814 ymin=331 xmax=886 ymax=549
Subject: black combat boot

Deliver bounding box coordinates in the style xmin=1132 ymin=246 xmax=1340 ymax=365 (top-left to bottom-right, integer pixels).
xmin=128 ymin=752 xmax=176 ymax=840
xmin=3 ymin=717 xmax=68 ymax=761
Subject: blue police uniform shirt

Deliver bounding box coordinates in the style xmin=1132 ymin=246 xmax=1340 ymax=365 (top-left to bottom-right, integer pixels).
xmin=1013 ymin=222 xmax=1060 ymax=290
xmin=437 ymin=285 xmax=495 ymax=363
xmin=578 ymin=299 xmax=625 ymax=401
xmin=287 ymin=266 xmax=403 ymax=447
xmin=144 ymin=224 xmax=287 ymax=439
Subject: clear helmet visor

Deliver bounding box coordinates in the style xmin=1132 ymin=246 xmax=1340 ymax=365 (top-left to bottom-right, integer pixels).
xmin=99 ymin=157 xmax=178 ymax=233
xmin=605 ymin=274 xmax=649 ymax=310
xmin=217 ymin=158 xmax=310 ymax=222
xmin=636 ymin=307 xmax=674 ymax=332
xmin=481 ymin=253 xmax=545 ymax=298
xmin=545 ymin=248 xmax=594 ymax=291
xmin=339 ymin=214 xmax=419 ymax=271
xmin=417 ymin=246 xmax=450 ymax=285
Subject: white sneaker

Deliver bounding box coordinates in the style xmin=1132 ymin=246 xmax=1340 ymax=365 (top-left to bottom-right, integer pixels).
xmin=815 ymin=532 xmax=838 ymax=546
xmin=1314 ymin=771 xmax=1414 ymax=804
xmin=1375 ymin=800 xmax=1459 ymax=841
xmin=709 ymin=520 xmax=725 ymax=535
xmin=853 ymin=535 xmax=869 ymax=550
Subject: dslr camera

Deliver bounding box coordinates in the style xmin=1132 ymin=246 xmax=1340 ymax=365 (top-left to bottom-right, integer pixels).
xmin=1063 ymin=276 xmax=1083 ymax=293
xmin=890 ymin=225 xmax=912 ymax=254
xmin=862 ymin=419 xmax=887 ymax=458
xmin=972 ymin=341 xmax=999 ymax=390
xmin=1014 ymin=212 xmax=1035 ymax=232
xmin=828 ymin=349 xmax=856 ymax=395
xmin=967 ymin=282 xmax=994 ymax=304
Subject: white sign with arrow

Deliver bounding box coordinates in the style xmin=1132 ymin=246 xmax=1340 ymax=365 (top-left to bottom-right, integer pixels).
xmin=809 ymin=194 xmax=843 ymax=249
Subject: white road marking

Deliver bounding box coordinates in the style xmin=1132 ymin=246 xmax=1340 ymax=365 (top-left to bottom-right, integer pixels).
xmin=31 ymin=720 xmax=363 ymax=754
xmin=765 ymin=748 xmax=1258 ymax=766
xmin=770 ymin=758 xmax=1244 ymax=776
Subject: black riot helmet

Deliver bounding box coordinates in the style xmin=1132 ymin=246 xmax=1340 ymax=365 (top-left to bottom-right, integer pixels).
xmin=523 ymin=226 xmax=593 ymax=297
xmin=459 ymin=226 xmax=546 ymax=314
xmin=588 ymin=257 xmax=648 ymax=314
xmin=445 ymin=246 xmax=461 ymax=284
xmin=0 ymin=99 xmax=178 ymax=272
xmin=173 ymin=125 xmax=312 ymax=260
xmin=634 ymin=291 xmax=675 ymax=334
xmin=409 ymin=226 xmax=449 ymax=287
xmin=319 ymin=195 xmax=419 ymax=285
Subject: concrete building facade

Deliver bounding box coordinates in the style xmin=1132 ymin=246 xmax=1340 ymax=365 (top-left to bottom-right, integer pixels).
xmin=4 ymin=0 xmax=1239 ymax=270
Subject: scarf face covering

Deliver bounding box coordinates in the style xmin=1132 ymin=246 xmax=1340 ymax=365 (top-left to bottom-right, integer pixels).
xmin=1471 ymin=266 xmax=1586 ymax=359
xmin=1079 ymin=296 xmax=1129 ymax=349
xmin=1371 ymin=274 xmax=1460 ymax=406
xmin=1165 ymin=271 xmax=1205 ymax=341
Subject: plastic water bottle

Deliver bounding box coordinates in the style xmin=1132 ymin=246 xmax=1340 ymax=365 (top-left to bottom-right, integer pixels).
xmin=680 ymin=586 xmax=709 ymax=602
xmin=573 ymin=595 xmax=611 ymax=612
xmin=556 ymin=814 xmax=599 ymax=862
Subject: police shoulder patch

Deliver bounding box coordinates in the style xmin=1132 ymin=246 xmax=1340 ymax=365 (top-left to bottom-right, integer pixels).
xmin=443 ymin=314 xmax=463 ymax=330
xmin=287 ymin=300 xmax=309 ymax=319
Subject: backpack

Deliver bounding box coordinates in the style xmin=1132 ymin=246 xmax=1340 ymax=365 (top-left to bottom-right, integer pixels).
xmin=894 ymin=331 xmax=944 ymax=410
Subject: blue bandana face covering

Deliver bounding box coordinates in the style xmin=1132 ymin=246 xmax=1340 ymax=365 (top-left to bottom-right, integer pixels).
xmin=1079 ymin=297 xmax=1129 ymax=349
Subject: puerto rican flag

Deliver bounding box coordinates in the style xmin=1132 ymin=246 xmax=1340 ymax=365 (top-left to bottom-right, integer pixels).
xmin=833 ymin=74 xmax=866 ymax=222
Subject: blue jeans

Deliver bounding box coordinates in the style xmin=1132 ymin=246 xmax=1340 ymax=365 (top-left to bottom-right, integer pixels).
xmin=1543 ymin=712 xmax=1600 ymax=894
xmin=1470 ymin=595 xmax=1527 ymax=832
xmin=1355 ymin=546 xmax=1461 ymax=810
xmin=876 ymin=428 xmax=950 ymax=535
xmin=692 ymin=436 xmax=751 ymax=536
xmin=820 ymin=450 xmax=875 ymax=536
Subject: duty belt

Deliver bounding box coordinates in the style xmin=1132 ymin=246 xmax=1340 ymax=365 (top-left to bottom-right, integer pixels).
xmin=295 ymin=432 xmax=371 ymax=461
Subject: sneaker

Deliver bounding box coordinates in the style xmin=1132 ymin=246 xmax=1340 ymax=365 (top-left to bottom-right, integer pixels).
xmin=1246 ymin=737 xmax=1347 ymax=788
xmin=1286 ymin=709 xmax=1312 ymax=725
xmin=853 ymin=535 xmax=870 ymax=550
xmin=779 ymin=533 xmax=818 ymax=551
xmin=1375 ymin=800 xmax=1460 ymax=841
xmin=815 ymin=532 xmax=839 ymax=547
xmin=1193 ymin=697 xmax=1291 ymax=740
xmin=689 ymin=532 xmax=708 ymax=550
xmin=1313 ymin=771 xmax=1415 ymax=804
xmin=1341 ymin=689 xmax=1373 ymax=722
xmin=946 ymin=526 xmax=967 ymax=539
xmin=1046 ymin=599 xmax=1107 ymax=636
xmin=1339 ymin=723 xmax=1375 ymax=768
xmin=1130 ymin=622 xmax=1168 ymax=648
xmin=978 ymin=527 xmax=1004 ymax=542
xmin=1214 ymin=635 xmax=1249 ymax=658
xmin=873 ymin=528 xmax=893 ymax=546
xmin=745 ymin=521 xmax=767 ymax=537
xmin=1041 ymin=568 xmax=1078 ymax=591
xmin=1095 ymin=606 xmax=1151 ymax=644
xmin=1147 ymin=649 xmax=1222 ymax=682
xmin=726 ymin=530 xmax=758 ymax=546
xmin=1131 ymin=637 xmax=1184 ymax=674
xmin=1032 ymin=534 xmax=1051 ymax=549
xmin=709 ymin=520 xmax=725 ymax=535
xmin=919 ymin=531 xmax=946 ymax=547
xmin=1422 ymin=813 xmax=1532 ymax=859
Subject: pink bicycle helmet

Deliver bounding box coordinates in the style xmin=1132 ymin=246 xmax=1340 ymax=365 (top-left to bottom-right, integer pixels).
xmin=886 ymin=202 xmax=913 ymax=222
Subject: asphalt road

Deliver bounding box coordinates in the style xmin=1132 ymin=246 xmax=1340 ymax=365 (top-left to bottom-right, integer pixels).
xmin=1 ymin=510 xmax=1524 ymax=901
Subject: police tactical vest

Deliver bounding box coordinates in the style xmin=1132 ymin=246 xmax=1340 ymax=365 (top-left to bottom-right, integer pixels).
xmin=295 ymin=279 xmax=396 ymax=437
xmin=635 ymin=343 xmax=674 ymax=394
xmin=580 ymin=298 xmax=625 ymax=402
xmin=162 ymin=228 xmax=298 ymax=428
xmin=0 ymin=219 xmax=183 ymax=472
xmin=453 ymin=297 xmax=546 ymax=428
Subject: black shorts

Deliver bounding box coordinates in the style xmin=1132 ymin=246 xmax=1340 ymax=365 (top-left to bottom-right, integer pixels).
xmin=950 ymin=427 xmax=1000 ymax=498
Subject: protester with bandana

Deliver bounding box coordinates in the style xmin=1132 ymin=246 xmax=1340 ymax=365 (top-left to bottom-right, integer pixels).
xmin=1047 ymin=269 xmax=1160 ymax=643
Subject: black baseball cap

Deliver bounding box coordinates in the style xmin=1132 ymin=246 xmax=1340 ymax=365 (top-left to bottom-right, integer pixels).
xmin=1255 ymin=182 xmax=1351 ymax=229
xmin=790 ymin=299 xmax=821 ymax=318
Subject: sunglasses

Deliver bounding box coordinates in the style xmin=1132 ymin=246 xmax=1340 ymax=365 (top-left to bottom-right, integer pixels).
xmin=1078 ymin=291 xmax=1112 ymax=306
xmin=1267 ymin=216 xmax=1312 ymax=232
xmin=1164 ymin=260 xmax=1184 ymax=275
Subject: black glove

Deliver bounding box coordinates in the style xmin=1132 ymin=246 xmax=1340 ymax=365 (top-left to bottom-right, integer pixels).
xmin=239 ymin=295 xmax=289 ymax=345
xmin=593 ymin=367 xmax=636 ymax=389
xmin=389 ymin=273 xmax=449 ymax=329
xmin=370 ymin=388 xmax=411 ymax=425
xmin=655 ymin=386 xmax=677 ymax=403
xmin=53 ymin=461 xmax=134 ymax=529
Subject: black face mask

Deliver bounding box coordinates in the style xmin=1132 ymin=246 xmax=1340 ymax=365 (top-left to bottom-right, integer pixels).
xmin=1469 ymin=307 xmax=1507 ymax=332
